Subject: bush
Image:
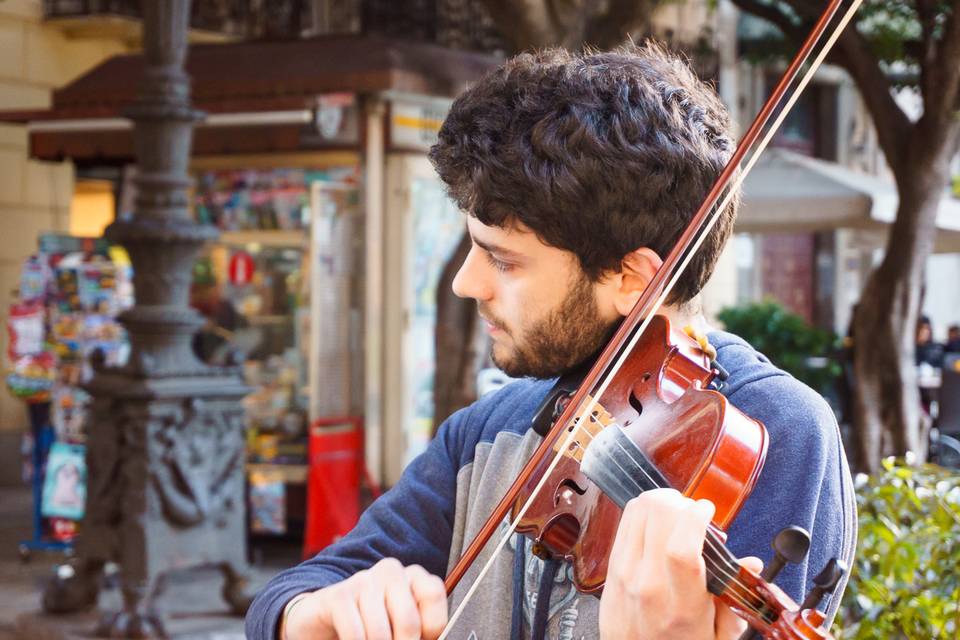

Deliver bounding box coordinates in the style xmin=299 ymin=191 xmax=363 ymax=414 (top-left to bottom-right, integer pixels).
xmin=717 ymin=300 xmax=841 ymax=393
xmin=834 ymin=459 xmax=960 ymax=639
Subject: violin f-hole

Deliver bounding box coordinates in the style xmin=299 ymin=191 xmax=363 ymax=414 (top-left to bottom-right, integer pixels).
xmin=628 ymin=390 xmax=644 ymax=416
xmin=555 ymin=479 xmax=588 ymax=505
xmin=537 ymin=513 xmax=582 ymax=558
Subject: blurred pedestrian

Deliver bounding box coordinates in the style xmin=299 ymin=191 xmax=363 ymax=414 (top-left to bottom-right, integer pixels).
xmin=916 ymin=315 xmax=945 ymax=367
xmin=945 ymin=324 xmax=960 ymax=353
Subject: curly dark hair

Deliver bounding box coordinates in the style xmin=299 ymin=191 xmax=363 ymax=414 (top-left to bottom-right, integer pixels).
xmin=428 ymin=42 xmax=739 ymax=304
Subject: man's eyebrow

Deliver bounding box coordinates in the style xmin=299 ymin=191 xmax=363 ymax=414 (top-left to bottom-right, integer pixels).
xmin=471 ymin=235 xmax=524 ymax=261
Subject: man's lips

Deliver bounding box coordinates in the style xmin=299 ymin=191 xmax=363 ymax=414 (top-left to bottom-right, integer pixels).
xmin=480 ymin=314 xmax=506 ymax=335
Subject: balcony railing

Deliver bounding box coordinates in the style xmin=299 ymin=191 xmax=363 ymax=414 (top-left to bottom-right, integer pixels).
xmin=362 ymin=0 xmax=503 ymax=52
xmin=43 ymin=0 xmax=275 ymax=40
xmin=43 ymin=0 xmax=504 ymax=52
xmin=44 ymin=0 xmax=712 ymax=66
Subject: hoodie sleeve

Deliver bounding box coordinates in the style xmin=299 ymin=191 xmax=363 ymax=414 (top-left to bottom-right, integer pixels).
xmin=244 ymin=403 xmax=473 ymax=640
xmin=724 ymin=373 xmax=855 ymax=624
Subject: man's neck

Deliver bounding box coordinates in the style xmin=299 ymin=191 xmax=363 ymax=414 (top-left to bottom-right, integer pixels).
xmin=660 ymin=301 xmax=709 ymax=336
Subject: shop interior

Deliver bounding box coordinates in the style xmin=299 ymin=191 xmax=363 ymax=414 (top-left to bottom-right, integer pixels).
xmin=10 ymin=158 xmax=366 ymax=561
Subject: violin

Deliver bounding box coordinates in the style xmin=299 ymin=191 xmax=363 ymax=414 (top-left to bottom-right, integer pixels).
xmin=440 ymin=0 xmax=861 ymax=637
xmin=512 ymin=314 xmax=767 ymax=593
xmin=511 ymin=315 xmax=832 ymax=640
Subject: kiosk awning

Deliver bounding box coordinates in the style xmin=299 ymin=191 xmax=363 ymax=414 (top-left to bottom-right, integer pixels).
xmin=738 ymin=149 xmax=960 ymax=253
xmin=0 ymin=35 xmax=500 ymax=161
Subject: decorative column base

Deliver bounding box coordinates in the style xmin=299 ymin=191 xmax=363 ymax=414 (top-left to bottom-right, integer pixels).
xmin=40 ymin=3 xmax=258 ymax=636
xmin=42 ymin=371 xmax=253 ymax=638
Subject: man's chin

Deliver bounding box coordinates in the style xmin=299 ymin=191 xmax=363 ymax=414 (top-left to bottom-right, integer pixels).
xmin=491 ymin=347 xmax=524 ymax=379
xmin=491 ymin=351 xmax=557 ymax=380
xmin=490 ymin=349 xmax=513 ymax=375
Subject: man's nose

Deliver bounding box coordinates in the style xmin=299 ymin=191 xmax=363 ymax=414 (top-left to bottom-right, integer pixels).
xmin=452 ymin=246 xmax=493 ymax=301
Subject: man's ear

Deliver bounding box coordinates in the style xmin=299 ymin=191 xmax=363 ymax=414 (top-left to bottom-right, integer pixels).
xmin=611 ymin=248 xmax=663 ymax=316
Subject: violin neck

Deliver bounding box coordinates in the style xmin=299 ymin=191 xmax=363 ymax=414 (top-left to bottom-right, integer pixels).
xmin=702 ymin=528 xmax=784 ymax=633
xmin=703 ymin=526 xmax=741 ymax=596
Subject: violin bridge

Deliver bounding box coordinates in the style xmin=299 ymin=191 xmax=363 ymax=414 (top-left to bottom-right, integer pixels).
xmin=553 ymin=394 xmax=615 ymax=463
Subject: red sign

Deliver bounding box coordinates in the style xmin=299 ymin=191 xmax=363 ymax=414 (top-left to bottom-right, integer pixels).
xmin=228 ymin=251 xmax=255 ymax=286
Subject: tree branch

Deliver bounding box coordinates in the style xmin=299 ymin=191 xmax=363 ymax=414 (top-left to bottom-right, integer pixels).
xmin=580 ymin=0 xmax=663 ymax=50
xmin=732 ymin=0 xmax=912 ymax=175
xmin=480 ymin=0 xmax=555 ymax=52
xmin=924 ymin=0 xmax=960 ymax=133
xmin=915 ymin=0 xmax=936 ymax=103
xmin=728 ymin=0 xmax=807 ymax=44
xmin=831 ymin=25 xmax=912 ymax=175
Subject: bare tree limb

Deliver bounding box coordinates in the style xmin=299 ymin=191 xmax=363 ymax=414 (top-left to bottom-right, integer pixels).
xmin=481 ymin=0 xmax=669 ymax=53
xmin=581 ymin=0 xmax=663 ymax=50
xmin=728 ymin=0 xmax=807 ymax=43
xmin=924 ymin=0 xmax=960 ymax=133
xmin=831 ymin=26 xmax=912 ymax=175
xmin=915 ymin=0 xmax=936 ymax=103
xmin=480 ymin=0 xmax=554 ymax=51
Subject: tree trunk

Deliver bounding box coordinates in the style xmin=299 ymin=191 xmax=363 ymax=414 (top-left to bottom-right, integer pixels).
xmin=851 ymin=141 xmax=948 ymax=472
xmin=481 ymin=0 xmax=666 ymax=53
xmin=729 ymin=0 xmax=960 ymax=473
xmin=432 ymin=234 xmax=482 ymax=434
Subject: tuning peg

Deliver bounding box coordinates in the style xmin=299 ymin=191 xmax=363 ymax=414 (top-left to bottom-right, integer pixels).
xmin=800 ymin=557 xmax=847 ymax=612
xmin=760 ymin=526 xmax=811 ymax=582
xmin=737 ymin=527 xmax=812 ymax=640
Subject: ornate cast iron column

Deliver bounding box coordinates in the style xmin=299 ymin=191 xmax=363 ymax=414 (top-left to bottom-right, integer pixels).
xmin=43 ymin=2 xmax=253 ymax=636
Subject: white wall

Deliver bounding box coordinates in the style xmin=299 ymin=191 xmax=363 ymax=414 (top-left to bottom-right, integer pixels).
xmin=924 ymin=253 xmax=960 ymax=341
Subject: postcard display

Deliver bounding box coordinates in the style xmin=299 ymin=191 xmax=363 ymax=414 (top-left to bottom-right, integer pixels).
xmin=6 ymin=234 xmax=131 ymax=557
xmin=192 ymin=166 xmax=362 ymax=538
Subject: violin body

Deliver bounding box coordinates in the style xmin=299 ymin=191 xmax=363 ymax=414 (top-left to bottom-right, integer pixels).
xmin=512 ymin=315 xmax=768 ymax=594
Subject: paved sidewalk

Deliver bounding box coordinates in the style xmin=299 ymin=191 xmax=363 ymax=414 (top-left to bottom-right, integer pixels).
xmin=0 ymin=486 xmax=299 ymax=639
xmin=0 ymin=486 xmax=55 ymax=640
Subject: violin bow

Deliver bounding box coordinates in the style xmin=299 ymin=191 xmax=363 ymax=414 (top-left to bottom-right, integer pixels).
xmin=440 ymin=0 xmax=863 ymax=636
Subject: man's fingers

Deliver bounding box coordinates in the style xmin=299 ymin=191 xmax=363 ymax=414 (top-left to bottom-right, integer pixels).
xmin=738 ymin=556 xmax=763 ymax=575
xmin=663 ymin=498 xmax=714 ymax=579
xmin=384 ymin=576 xmax=423 ymax=640
xmin=637 ymin=490 xmax=704 ymax=585
xmin=713 ymin=557 xmax=764 ymax=639
xmin=609 ymin=490 xmax=656 ymax=577
xmin=406 ymin=565 xmax=449 ymax=640
xmin=327 ymin=593 xmax=367 ymax=640
xmin=714 ymin=596 xmax=750 ymax=640
xmin=355 ymin=570 xmax=392 ymax=639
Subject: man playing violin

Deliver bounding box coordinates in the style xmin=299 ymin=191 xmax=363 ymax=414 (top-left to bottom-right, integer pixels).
xmin=247 ymin=43 xmax=856 ymax=640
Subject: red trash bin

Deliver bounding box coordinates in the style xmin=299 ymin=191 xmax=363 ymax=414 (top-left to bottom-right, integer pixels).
xmin=303 ymin=416 xmax=366 ymax=558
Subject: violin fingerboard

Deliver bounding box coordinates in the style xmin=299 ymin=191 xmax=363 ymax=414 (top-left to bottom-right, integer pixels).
xmin=580 ymin=424 xmax=670 ymax=509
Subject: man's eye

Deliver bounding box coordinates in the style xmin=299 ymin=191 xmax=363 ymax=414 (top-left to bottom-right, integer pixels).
xmin=485 ymin=253 xmax=513 ymax=273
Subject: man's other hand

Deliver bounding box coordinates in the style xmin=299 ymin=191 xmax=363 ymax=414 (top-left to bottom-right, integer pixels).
xmin=281 ymin=559 xmax=448 ymax=640
xmin=599 ymin=488 xmax=763 ymax=640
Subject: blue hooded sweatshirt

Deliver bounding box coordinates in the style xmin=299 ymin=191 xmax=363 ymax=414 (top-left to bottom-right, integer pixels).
xmin=246 ymin=331 xmax=857 ymax=639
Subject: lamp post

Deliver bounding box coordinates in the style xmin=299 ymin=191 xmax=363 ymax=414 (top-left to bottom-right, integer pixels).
xmin=42 ymin=2 xmax=253 ymax=636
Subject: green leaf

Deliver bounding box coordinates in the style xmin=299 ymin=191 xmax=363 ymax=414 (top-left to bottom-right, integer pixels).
xmin=834 ymin=460 xmax=960 ymax=638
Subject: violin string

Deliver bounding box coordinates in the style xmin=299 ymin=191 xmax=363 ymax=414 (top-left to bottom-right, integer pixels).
xmin=569 ymin=422 xmax=761 ymax=611
xmin=572 ymin=423 xmax=771 ymax=620
xmin=440 ymin=2 xmax=863 ymax=636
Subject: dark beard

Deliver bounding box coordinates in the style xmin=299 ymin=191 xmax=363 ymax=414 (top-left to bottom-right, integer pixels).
xmin=489 ymin=272 xmax=616 ymax=379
